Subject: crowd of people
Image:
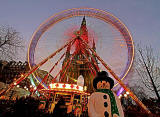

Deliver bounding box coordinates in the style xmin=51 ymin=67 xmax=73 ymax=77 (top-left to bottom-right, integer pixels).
xmin=0 ymin=96 xmax=48 ymax=117
xmin=0 ymin=95 xmax=159 ymax=117
xmin=0 ymin=96 xmax=88 ymax=117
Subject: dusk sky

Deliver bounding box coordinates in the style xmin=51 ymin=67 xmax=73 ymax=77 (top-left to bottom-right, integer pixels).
xmin=0 ymin=0 xmax=160 ymax=97
xmin=0 ymin=0 xmax=160 ymax=56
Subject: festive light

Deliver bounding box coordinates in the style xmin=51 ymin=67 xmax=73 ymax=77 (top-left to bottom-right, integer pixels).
xmin=77 ymin=75 xmax=84 ymax=87
xmin=17 ymin=85 xmax=20 ymax=88
xmin=49 ymin=83 xmax=53 ymax=88
xmin=118 ymin=94 xmax=122 ymax=99
xmin=49 ymin=83 xmax=83 ymax=92
xmin=84 ymin=86 xmax=87 ymax=91
xmin=14 ymin=82 xmax=17 ymax=85
xmin=124 ymin=94 xmax=127 ymax=97
xmin=126 ymin=91 xmax=129 ymax=95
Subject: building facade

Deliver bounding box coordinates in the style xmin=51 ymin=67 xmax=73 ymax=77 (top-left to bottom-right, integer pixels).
xmin=0 ymin=60 xmax=30 ymax=87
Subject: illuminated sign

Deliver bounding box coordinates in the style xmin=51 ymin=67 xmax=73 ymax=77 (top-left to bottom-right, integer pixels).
xmin=49 ymin=83 xmax=83 ymax=92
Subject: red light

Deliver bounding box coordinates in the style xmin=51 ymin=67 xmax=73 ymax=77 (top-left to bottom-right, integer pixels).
xmin=76 ymin=86 xmax=79 ymax=89
xmin=62 ymin=84 xmax=66 ymax=88
xmin=55 ymin=83 xmax=59 ymax=87
xmin=70 ymin=84 xmax=74 ymax=88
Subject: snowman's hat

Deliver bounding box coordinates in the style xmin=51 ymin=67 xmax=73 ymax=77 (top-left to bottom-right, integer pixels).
xmin=93 ymin=71 xmax=114 ymax=90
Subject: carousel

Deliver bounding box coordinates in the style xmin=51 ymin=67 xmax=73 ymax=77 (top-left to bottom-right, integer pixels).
xmin=38 ymin=76 xmax=90 ymax=115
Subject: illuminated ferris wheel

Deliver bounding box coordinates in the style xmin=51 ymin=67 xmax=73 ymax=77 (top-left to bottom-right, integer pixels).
xmin=28 ymin=8 xmax=134 ymax=89
xmin=0 ymin=8 xmax=152 ymax=114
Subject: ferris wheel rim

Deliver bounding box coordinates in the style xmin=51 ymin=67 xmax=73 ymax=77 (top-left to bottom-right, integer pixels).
xmin=28 ymin=7 xmax=134 ymax=88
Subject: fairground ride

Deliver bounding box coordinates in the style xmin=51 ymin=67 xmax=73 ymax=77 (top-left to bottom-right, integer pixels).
xmin=0 ymin=8 xmax=151 ymax=114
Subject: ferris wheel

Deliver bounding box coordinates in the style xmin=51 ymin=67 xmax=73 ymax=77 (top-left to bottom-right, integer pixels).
xmin=0 ymin=8 xmax=152 ymax=114
xmin=28 ymin=8 xmax=134 ymax=89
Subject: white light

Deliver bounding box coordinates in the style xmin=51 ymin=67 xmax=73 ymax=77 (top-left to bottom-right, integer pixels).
xmin=24 ymin=86 xmax=27 ymax=89
xmin=34 ymin=87 xmax=36 ymax=90
xmin=49 ymin=83 xmax=53 ymax=88
xmin=119 ymin=94 xmax=122 ymax=98
xmin=14 ymin=82 xmax=17 ymax=85
xmin=50 ymin=83 xmax=84 ymax=91
xmin=124 ymin=94 xmax=127 ymax=97
xmin=65 ymin=84 xmax=70 ymax=89
xmin=59 ymin=84 xmax=63 ymax=88
xmin=126 ymin=91 xmax=129 ymax=95
xmin=17 ymin=85 xmax=19 ymax=88
xmin=77 ymin=75 xmax=84 ymax=87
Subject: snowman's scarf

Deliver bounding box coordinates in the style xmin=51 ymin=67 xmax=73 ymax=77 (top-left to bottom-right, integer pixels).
xmin=96 ymin=89 xmax=120 ymax=116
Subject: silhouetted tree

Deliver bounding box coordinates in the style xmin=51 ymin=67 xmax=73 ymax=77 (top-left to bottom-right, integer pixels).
xmin=135 ymin=44 xmax=160 ymax=102
xmin=0 ymin=25 xmax=24 ymax=61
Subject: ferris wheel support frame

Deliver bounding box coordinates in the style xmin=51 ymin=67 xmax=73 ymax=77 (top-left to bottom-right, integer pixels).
xmin=80 ymin=38 xmax=151 ymax=114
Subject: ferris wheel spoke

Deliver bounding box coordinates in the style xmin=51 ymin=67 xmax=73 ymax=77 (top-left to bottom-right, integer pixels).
xmin=80 ymin=49 xmax=97 ymax=76
xmin=0 ymin=38 xmax=75 ymax=96
xmin=59 ymin=52 xmax=77 ymax=83
xmin=33 ymin=52 xmax=66 ymax=94
xmin=50 ymin=40 xmax=77 ymax=83
xmin=80 ymin=42 xmax=100 ymax=72
xmin=51 ymin=51 xmax=76 ymax=83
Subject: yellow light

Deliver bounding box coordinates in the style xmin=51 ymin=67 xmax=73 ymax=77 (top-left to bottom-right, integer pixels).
xmin=84 ymin=86 xmax=87 ymax=91
xmin=17 ymin=85 xmax=19 ymax=88
xmin=21 ymin=74 xmax=24 ymax=77
xmin=14 ymin=82 xmax=17 ymax=85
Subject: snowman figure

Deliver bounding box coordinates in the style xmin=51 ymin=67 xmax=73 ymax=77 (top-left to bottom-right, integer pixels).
xmin=88 ymin=71 xmax=124 ymax=117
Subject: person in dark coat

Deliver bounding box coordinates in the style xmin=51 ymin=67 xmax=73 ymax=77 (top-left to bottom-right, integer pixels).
xmin=52 ymin=96 xmax=67 ymax=117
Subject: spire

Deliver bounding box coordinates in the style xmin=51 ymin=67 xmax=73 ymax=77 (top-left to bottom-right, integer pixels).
xmin=80 ymin=16 xmax=88 ymax=43
xmin=81 ymin=16 xmax=86 ymax=26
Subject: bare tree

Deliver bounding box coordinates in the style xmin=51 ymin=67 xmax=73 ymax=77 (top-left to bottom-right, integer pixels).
xmin=135 ymin=44 xmax=160 ymax=101
xmin=0 ymin=25 xmax=24 ymax=61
